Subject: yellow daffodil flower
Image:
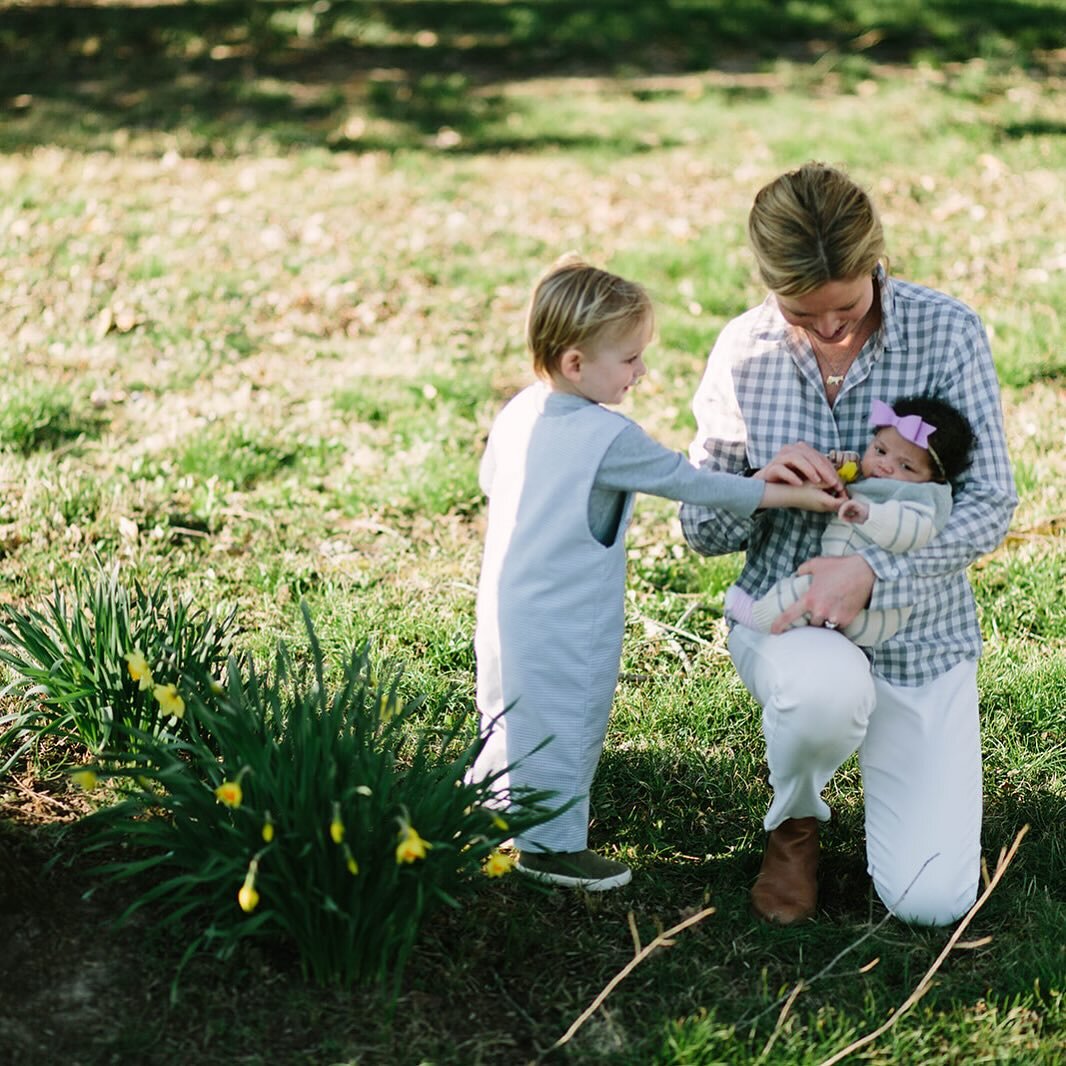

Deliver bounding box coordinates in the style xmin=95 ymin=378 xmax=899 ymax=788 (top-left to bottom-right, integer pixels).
xmin=262 ymin=814 xmax=275 ymax=843
xmin=837 ymin=460 xmax=860 ymax=484
xmin=330 ymin=801 xmax=345 ymax=844
xmin=238 ymin=858 xmax=260 ymax=912
xmin=395 ymin=823 xmax=432 ymax=864
xmin=124 ymin=649 xmax=154 ymax=690
xmin=71 ymin=769 xmax=98 ymax=791
xmin=378 ymin=693 xmax=402 ymax=724
xmin=215 ymin=780 xmax=243 ymax=808
xmin=344 ymin=845 xmax=359 ymax=876
xmin=238 ymin=882 xmax=259 ymax=913
xmin=153 ymin=683 xmax=185 ymax=719
xmin=490 ymin=812 xmax=509 ymax=832
xmin=483 ymin=849 xmax=515 ymax=878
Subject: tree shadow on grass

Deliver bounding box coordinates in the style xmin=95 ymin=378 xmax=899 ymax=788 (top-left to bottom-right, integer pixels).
xmin=590 ymin=742 xmax=874 ymax=922
xmin=592 ymin=740 xmax=1066 ymax=924
xmin=1 ymin=0 xmax=1063 ymax=155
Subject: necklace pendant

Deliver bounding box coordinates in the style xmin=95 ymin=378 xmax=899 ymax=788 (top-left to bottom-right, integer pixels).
xmin=825 ymin=373 xmax=845 ymax=386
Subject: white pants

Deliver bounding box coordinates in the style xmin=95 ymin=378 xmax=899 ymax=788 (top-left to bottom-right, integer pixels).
xmin=728 ymin=624 xmax=982 ymax=926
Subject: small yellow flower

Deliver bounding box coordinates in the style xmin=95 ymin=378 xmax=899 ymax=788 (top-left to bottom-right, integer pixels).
xmin=396 ymin=823 xmax=432 ymax=864
xmin=490 ymin=812 xmax=509 ymax=832
xmin=153 ymin=683 xmax=185 ymax=719
xmin=837 ymin=460 xmax=860 ymax=484
xmin=344 ymin=845 xmax=359 ymax=876
xmin=239 ymin=858 xmax=260 ymax=912
xmin=238 ymin=882 xmax=259 ymax=913
xmin=262 ymin=814 xmax=275 ymax=843
xmin=483 ymin=849 xmax=515 ymax=878
xmin=378 ymin=693 xmax=402 ymax=724
xmin=71 ymin=769 xmax=98 ymax=791
xmin=215 ymin=780 xmax=243 ymax=808
xmin=330 ymin=801 xmax=345 ymax=844
xmin=125 ymin=649 xmax=154 ymax=690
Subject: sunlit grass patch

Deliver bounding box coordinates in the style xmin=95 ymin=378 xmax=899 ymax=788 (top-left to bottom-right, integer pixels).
xmin=0 ymin=13 xmax=1063 ymax=1062
xmin=0 ymin=380 xmax=105 ymax=454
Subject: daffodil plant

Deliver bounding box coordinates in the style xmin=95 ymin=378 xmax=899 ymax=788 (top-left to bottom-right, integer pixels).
xmin=0 ymin=563 xmax=234 ymax=764
xmin=80 ymin=606 xmax=559 ymax=998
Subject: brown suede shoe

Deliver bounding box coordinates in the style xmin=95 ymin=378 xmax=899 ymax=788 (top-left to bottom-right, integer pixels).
xmin=750 ymin=816 xmax=819 ymax=924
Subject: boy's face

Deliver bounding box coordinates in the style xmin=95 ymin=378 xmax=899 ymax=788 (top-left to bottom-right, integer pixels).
xmin=558 ymin=318 xmax=651 ymax=405
xmin=861 ymin=427 xmax=936 ymax=483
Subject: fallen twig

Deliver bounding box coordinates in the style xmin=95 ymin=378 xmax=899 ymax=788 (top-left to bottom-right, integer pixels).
xmin=632 ymin=607 xmax=713 ymax=648
xmin=540 ymin=905 xmax=716 ymax=1060
xmin=816 ymin=825 xmax=1029 ymax=1066
xmin=758 ymin=979 xmax=806 ymax=1061
xmin=743 ymin=853 xmax=940 ymax=1030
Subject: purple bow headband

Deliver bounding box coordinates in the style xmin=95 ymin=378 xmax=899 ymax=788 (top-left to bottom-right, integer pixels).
xmin=869 ymin=399 xmax=935 ymax=449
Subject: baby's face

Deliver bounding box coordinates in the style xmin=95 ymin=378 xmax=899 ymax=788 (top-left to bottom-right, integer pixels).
xmin=860 ymin=427 xmax=936 ymax=483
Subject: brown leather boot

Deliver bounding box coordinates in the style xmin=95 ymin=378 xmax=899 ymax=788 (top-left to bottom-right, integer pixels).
xmin=750 ymin=816 xmax=819 ymax=924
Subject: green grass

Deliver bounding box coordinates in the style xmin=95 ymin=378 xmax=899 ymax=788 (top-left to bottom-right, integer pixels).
xmin=1 ymin=2 xmax=1064 ymax=1063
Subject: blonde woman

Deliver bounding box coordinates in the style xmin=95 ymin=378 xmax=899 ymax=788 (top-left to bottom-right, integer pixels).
xmin=681 ymin=164 xmax=1016 ymax=926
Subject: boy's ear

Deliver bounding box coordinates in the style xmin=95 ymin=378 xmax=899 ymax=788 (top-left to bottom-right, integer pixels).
xmin=559 ymin=347 xmax=583 ymax=383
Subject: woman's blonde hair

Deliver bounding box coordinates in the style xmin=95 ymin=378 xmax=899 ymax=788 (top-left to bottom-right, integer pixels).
xmin=747 ymin=163 xmax=885 ymax=296
xmin=526 ymin=254 xmax=653 ymax=379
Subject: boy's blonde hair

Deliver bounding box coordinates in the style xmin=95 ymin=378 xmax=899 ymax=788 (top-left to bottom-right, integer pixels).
xmin=526 ymin=254 xmax=653 ymax=379
xmin=748 ymin=163 xmax=885 ymax=297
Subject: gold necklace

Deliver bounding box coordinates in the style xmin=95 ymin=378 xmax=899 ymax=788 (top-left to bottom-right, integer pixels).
xmin=810 ymin=339 xmax=855 ymax=386
xmin=807 ymin=310 xmax=874 ymax=387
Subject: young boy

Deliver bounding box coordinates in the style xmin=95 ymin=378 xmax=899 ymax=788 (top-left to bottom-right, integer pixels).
xmin=470 ymin=254 xmax=841 ymax=891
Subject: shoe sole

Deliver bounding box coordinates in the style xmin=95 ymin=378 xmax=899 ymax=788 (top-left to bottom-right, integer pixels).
xmin=514 ymin=862 xmax=632 ymax=891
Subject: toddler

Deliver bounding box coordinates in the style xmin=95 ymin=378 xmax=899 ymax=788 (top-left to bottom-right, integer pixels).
xmin=725 ymin=395 xmax=975 ymax=645
xmin=471 ymin=255 xmax=840 ymax=890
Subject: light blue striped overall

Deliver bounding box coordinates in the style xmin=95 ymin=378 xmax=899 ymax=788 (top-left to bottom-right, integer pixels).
xmin=472 ymin=383 xmax=634 ymax=852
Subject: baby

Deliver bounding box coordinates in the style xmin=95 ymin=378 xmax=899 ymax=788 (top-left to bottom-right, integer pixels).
xmin=725 ymin=395 xmax=975 ymax=645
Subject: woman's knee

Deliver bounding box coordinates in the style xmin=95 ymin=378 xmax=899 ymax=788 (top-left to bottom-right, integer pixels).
xmin=770 ymin=640 xmax=875 ymax=732
xmin=873 ymin=863 xmax=977 ymax=927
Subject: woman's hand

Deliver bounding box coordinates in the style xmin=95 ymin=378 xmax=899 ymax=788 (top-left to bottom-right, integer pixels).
xmin=754 ymin=441 xmax=845 ymax=495
xmin=769 ymin=555 xmax=875 ymax=632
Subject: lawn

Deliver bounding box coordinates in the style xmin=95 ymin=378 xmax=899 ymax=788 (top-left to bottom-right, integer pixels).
xmin=0 ymin=2 xmax=1064 ymax=1063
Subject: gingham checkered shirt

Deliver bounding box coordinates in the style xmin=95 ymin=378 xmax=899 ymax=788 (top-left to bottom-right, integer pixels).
xmin=680 ymin=268 xmax=1017 ymax=686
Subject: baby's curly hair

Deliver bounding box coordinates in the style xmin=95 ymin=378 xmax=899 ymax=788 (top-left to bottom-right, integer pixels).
xmin=889 ymin=395 xmax=975 ymax=482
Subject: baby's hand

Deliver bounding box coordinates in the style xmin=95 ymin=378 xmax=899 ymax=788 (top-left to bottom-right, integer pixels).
xmin=838 ymin=499 xmax=869 ymax=524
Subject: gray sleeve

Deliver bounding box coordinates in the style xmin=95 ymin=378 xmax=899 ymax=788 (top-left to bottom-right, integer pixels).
xmin=596 ymin=423 xmax=763 ymax=515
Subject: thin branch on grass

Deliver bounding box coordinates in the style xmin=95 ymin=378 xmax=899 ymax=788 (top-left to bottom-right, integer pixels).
xmin=632 ymin=607 xmax=712 ymax=648
xmin=815 ymin=824 xmax=1029 ymax=1066
xmin=758 ymin=980 xmax=806 ymax=1061
xmin=742 ymin=853 xmax=941 ymax=1030
xmin=539 ymin=905 xmax=716 ymax=1061
xmin=8 ymin=773 xmax=79 ymax=814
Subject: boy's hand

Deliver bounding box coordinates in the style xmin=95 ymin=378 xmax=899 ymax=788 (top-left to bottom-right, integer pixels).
xmin=759 ymin=483 xmax=845 ymax=512
xmin=801 ymin=487 xmax=846 ymax=512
